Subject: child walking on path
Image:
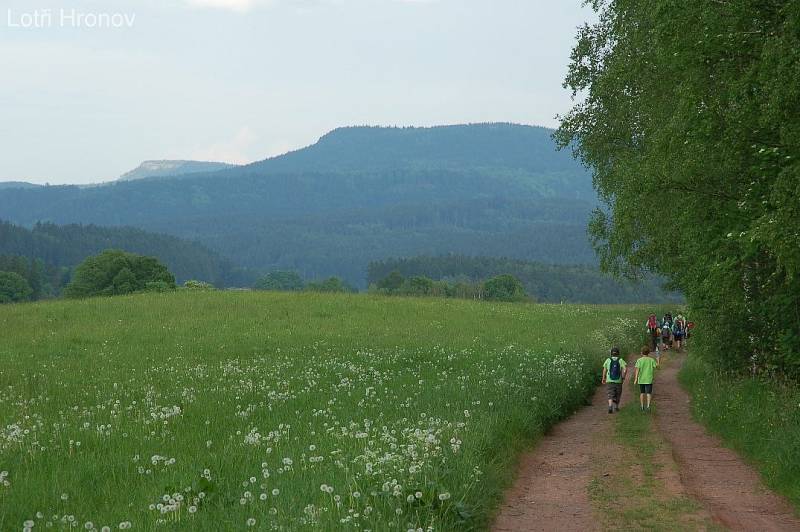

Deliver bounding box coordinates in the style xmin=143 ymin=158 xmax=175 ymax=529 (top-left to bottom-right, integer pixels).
xmin=602 ymin=346 xmax=628 ymax=414
xmin=635 ymin=346 xmax=658 ymax=412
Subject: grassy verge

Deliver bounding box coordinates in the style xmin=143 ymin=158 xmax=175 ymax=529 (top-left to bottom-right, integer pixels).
xmin=0 ymin=291 xmax=645 ymax=531
xmin=590 ymin=407 xmax=711 ymax=531
xmin=680 ymin=355 xmax=800 ymax=512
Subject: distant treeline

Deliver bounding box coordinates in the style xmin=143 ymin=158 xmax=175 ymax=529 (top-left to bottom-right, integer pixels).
xmin=0 ymin=221 xmax=253 ymax=288
xmin=253 ymin=271 xmax=356 ymax=293
xmin=0 ymin=254 xmax=67 ymax=300
xmin=368 ymin=255 xmax=682 ymax=304
xmin=370 ymin=270 xmax=528 ymax=302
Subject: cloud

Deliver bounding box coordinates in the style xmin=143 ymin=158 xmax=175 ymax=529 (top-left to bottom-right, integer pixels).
xmin=190 ymin=126 xmax=259 ymax=164
xmin=183 ymin=0 xmax=432 ymax=12
xmin=183 ymin=0 xmax=276 ymax=12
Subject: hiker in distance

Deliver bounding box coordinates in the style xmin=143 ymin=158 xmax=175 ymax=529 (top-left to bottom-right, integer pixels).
xmin=602 ymin=347 xmax=627 ymax=414
xmin=672 ymin=314 xmax=686 ymax=351
xmin=646 ymin=313 xmax=659 ymax=351
xmin=634 ymin=346 xmax=658 ymax=412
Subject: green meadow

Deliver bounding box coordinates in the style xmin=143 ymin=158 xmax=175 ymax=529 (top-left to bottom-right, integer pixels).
xmin=0 ymin=291 xmax=644 ymax=531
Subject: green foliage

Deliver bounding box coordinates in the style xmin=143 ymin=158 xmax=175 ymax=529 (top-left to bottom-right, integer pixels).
xmin=369 ymin=255 xmax=680 ymax=304
xmin=371 ymin=274 xmax=470 ymax=299
xmin=144 ymin=280 xmax=174 ymax=293
xmin=483 ymin=274 xmax=527 ymax=302
xmin=0 ymin=220 xmax=249 ymax=287
xmin=303 ymin=276 xmax=355 ymax=293
xmin=0 ymin=291 xmax=647 ymax=529
xmin=557 ymin=1 xmax=800 ymax=376
xmin=0 ymin=254 xmax=66 ymax=300
xmin=680 ymin=356 xmax=800 ymax=510
xmin=64 ymin=249 xmax=176 ymax=298
xmin=370 ymin=271 xmax=533 ymax=302
xmin=183 ymin=280 xmax=215 ymax=290
xmin=407 ymin=276 xmax=435 ymax=296
xmin=0 ymin=271 xmax=33 ymax=303
xmin=376 ymin=270 xmax=405 ymax=292
xmin=253 ymin=271 xmax=305 ymax=292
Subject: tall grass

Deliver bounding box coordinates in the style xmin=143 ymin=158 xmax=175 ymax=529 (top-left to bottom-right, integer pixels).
xmin=0 ymin=291 xmax=645 ymax=530
xmin=680 ymin=355 xmax=800 ymax=511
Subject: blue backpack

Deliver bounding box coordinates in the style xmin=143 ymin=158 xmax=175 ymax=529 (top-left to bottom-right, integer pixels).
xmin=609 ymin=357 xmax=622 ymax=380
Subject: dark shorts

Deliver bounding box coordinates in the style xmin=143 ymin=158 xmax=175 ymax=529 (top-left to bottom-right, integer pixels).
xmin=674 ymin=333 xmax=683 ymax=340
xmin=606 ymin=382 xmax=623 ymax=403
xmin=639 ymin=383 xmax=653 ymax=394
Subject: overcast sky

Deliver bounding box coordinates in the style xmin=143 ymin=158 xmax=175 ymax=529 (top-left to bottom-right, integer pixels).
xmin=0 ymin=0 xmax=594 ymax=184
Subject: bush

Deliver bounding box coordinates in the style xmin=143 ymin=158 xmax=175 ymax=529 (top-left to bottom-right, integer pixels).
xmin=254 ymin=271 xmax=305 ymax=292
xmin=406 ymin=276 xmax=435 ymax=296
xmin=183 ymin=280 xmax=215 ymax=290
xmin=144 ymin=280 xmax=174 ymax=293
xmin=377 ymin=270 xmax=405 ymax=293
xmin=372 ymin=273 xmax=489 ymax=300
xmin=304 ymin=277 xmax=356 ymax=293
xmin=482 ymin=274 xmax=527 ymax=302
xmin=64 ymin=249 xmax=176 ymax=298
xmin=0 ymin=271 xmax=33 ymax=303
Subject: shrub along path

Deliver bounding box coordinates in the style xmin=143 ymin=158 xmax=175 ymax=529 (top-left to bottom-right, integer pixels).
xmin=493 ymin=353 xmax=800 ymax=531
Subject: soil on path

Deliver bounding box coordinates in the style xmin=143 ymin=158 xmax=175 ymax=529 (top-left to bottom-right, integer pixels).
xmin=492 ymin=373 xmax=628 ymax=531
xmin=656 ymin=353 xmax=800 ymax=531
xmin=492 ymin=352 xmax=800 ymax=531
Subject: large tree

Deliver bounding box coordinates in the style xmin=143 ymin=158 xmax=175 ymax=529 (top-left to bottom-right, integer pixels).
xmin=557 ymin=1 xmax=800 ymax=375
xmin=64 ymin=249 xmax=176 ymax=298
xmin=0 ymin=271 xmax=33 ymax=303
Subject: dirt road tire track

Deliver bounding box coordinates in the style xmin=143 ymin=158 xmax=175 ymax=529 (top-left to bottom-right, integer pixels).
xmin=656 ymin=354 xmax=800 ymax=532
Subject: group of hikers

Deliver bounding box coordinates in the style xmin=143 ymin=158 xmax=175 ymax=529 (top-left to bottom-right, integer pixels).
xmin=646 ymin=312 xmax=693 ymax=356
xmin=600 ymin=312 xmax=694 ymax=414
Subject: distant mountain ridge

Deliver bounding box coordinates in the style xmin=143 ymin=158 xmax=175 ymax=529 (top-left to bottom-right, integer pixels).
xmin=0 ymin=123 xmax=599 ymax=287
xmin=117 ymin=160 xmax=236 ymax=181
xmin=0 ymin=181 xmax=41 ymax=190
xmin=225 ymin=123 xmax=595 ymax=201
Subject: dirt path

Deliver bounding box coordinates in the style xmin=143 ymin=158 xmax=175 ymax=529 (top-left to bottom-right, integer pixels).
xmin=656 ymin=353 xmax=800 ymax=531
xmin=492 ymin=353 xmax=800 ymax=531
xmin=492 ymin=375 xmax=628 ymax=531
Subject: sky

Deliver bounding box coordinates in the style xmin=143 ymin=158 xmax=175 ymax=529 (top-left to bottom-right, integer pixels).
xmin=0 ymin=0 xmax=595 ymax=184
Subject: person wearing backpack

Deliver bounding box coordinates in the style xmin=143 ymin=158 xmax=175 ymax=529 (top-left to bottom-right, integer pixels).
xmin=685 ymin=319 xmax=695 ymax=346
xmin=660 ymin=319 xmax=671 ymax=350
xmin=602 ymin=346 xmax=628 ymax=414
xmin=635 ymin=346 xmax=658 ymax=412
xmin=672 ymin=319 xmax=684 ymax=351
xmin=646 ymin=314 xmax=659 ymax=351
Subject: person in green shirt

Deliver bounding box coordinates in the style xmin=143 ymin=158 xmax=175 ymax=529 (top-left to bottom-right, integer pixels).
xmin=634 ymin=346 xmax=658 ymax=412
xmin=602 ymin=346 xmax=628 ymax=414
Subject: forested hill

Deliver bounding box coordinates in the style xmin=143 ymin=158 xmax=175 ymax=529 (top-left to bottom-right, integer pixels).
xmin=368 ymin=255 xmax=682 ymax=304
xmin=0 ymin=221 xmax=247 ymax=286
xmin=0 ymin=123 xmax=598 ymax=287
xmin=236 ymin=124 xmax=594 ymax=200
